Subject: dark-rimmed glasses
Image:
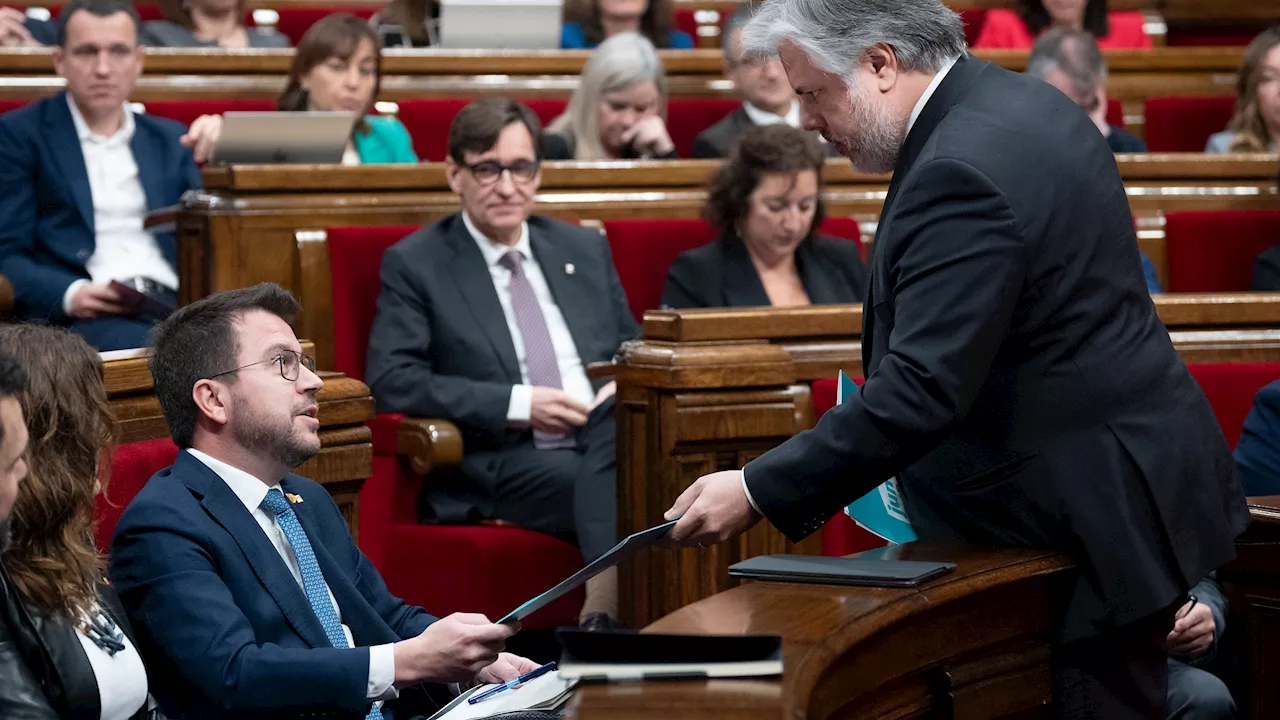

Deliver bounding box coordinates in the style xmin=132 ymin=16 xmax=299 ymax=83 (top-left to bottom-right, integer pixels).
xmin=464 ymin=159 xmax=540 ymax=185
xmin=206 ymin=350 xmax=316 ymax=382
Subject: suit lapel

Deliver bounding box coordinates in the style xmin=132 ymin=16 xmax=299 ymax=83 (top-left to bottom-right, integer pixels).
xmin=130 ymin=119 xmax=177 ymax=266
xmin=48 ymin=94 xmax=94 ymax=234
xmin=177 ymin=452 xmax=332 ymax=650
xmin=794 ymin=241 xmax=842 ymax=304
xmin=721 ymin=239 xmax=772 ymax=307
xmin=284 ymin=484 xmax=399 ymax=647
xmin=445 ymin=218 xmax=522 ymax=383
xmin=529 ymin=225 xmax=596 ymax=362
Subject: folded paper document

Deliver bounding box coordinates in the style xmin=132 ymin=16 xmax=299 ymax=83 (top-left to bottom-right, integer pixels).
xmin=428 ymin=672 xmax=578 ymax=720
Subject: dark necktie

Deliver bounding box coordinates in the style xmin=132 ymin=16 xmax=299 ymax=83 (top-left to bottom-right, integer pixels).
xmin=498 ymin=249 xmax=574 ymax=449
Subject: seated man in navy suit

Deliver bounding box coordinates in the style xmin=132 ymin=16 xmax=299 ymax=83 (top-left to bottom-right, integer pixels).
xmin=366 ymin=99 xmax=640 ymax=626
xmin=0 ymin=0 xmax=200 ymax=351
xmin=110 ymin=283 xmax=538 ymax=719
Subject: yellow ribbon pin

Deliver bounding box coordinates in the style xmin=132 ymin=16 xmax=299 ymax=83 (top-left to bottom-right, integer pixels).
xmin=286 ymin=493 xmax=304 ymax=505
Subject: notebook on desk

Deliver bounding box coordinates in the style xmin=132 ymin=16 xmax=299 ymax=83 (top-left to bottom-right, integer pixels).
xmin=428 ymin=672 xmax=577 ymax=720
xmin=728 ymin=555 xmax=955 ymax=588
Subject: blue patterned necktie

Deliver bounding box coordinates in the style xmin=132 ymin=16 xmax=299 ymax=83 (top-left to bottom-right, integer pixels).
xmin=260 ymin=488 xmax=384 ymax=720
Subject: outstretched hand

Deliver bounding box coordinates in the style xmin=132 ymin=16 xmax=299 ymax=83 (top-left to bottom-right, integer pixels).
xmin=665 ymin=470 xmax=762 ymax=547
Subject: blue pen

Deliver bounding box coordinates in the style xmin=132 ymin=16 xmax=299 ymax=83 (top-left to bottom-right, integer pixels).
xmin=466 ymin=661 xmax=558 ymax=705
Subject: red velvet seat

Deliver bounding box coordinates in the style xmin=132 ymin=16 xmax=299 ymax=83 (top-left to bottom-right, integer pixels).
xmin=1187 ymin=362 xmax=1280 ymax=449
xmin=667 ymin=98 xmax=741 ymax=158
xmin=1164 ymin=210 xmax=1280 ymax=292
xmin=0 ymin=100 xmax=24 ymax=115
xmin=1106 ymin=98 xmax=1124 ymax=129
xmin=326 ymin=225 xmax=585 ymax=628
xmin=604 ymin=217 xmax=865 ymax=322
xmin=810 ymin=377 xmax=887 ymax=557
xmin=272 ymin=6 xmax=378 ymax=46
xmin=957 ymin=9 xmax=987 ymax=46
xmin=96 ymin=438 xmax=181 ymax=555
xmin=672 ymin=8 xmax=698 ymax=44
xmin=142 ymin=99 xmax=278 ymax=129
xmin=1144 ymin=97 xmax=1236 ymax=152
xmin=396 ymin=98 xmax=568 ymax=162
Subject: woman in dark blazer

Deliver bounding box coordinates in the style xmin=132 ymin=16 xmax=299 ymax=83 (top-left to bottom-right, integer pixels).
xmin=662 ymin=124 xmax=868 ymax=309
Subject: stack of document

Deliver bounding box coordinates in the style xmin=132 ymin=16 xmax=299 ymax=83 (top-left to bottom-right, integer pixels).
xmin=428 ymin=673 xmax=578 ymax=720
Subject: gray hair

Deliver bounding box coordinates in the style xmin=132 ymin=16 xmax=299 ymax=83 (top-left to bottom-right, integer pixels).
xmin=547 ymin=32 xmax=668 ymax=160
xmin=1026 ymin=28 xmax=1108 ymax=97
xmin=740 ymin=0 xmax=966 ymax=77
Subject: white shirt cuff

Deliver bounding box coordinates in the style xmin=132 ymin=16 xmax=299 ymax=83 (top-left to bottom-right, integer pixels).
xmin=507 ymin=384 xmax=533 ymax=424
xmin=741 ymin=468 xmax=762 ymax=515
xmin=62 ymin=279 xmax=89 ymax=316
xmin=367 ymin=643 xmax=398 ymax=701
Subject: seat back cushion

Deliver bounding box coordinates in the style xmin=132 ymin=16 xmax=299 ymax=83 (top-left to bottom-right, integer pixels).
xmin=603 ymin=218 xmax=717 ymax=321
xmin=97 ymin=438 xmax=181 ymax=554
xmin=1144 ymin=97 xmax=1236 ymax=152
xmin=142 ymin=99 xmax=278 ymax=129
xmin=1165 ymin=210 xmax=1280 ymax=292
xmin=667 ymin=98 xmax=742 ymax=158
xmin=1188 ymin=362 xmax=1280 ymax=449
xmin=326 ymin=225 xmax=421 ymax=382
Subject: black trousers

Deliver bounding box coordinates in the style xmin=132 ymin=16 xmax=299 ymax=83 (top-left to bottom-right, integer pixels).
xmin=422 ymin=396 xmax=618 ymax=562
xmin=1053 ymin=603 xmax=1179 ymax=719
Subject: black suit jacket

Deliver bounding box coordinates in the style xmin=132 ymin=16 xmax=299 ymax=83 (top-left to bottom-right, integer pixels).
xmin=366 ymin=213 xmax=640 ymax=449
xmin=661 ymin=233 xmax=867 ymax=308
xmin=1252 ymin=245 xmax=1280 ymax=291
xmin=691 ymin=106 xmax=840 ymax=159
xmin=746 ymin=55 xmax=1249 ymax=641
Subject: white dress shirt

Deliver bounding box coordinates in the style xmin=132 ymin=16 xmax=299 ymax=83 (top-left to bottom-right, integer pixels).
xmin=60 ymin=97 xmax=179 ymax=315
xmin=74 ymin=608 xmax=149 ymax=720
xmin=741 ymin=99 xmax=802 ymax=128
xmin=187 ymin=449 xmax=397 ymax=704
xmin=462 ymin=212 xmax=595 ymax=422
xmin=740 ymin=55 xmax=961 ymax=515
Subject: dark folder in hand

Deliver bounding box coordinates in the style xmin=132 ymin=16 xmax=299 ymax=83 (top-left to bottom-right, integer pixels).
xmin=728 ymin=555 xmax=955 ymax=588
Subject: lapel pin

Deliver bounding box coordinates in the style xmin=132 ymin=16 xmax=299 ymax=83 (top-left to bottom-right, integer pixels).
xmin=286 ymin=493 xmax=304 ymax=505
xmin=565 ymin=263 xmax=575 ymax=275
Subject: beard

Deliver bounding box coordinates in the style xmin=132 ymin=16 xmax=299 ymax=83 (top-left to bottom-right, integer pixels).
xmin=827 ymin=81 xmax=909 ymax=175
xmin=0 ymin=514 xmax=10 ymax=557
xmin=230 ymin=393 xmax=321 ymax=471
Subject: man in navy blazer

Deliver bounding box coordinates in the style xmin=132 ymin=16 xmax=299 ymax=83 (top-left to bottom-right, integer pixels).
xmin=0 ymin=0 xmax=200 ymax=351
xmin=110 ymin=283 xmax=537 ymax=719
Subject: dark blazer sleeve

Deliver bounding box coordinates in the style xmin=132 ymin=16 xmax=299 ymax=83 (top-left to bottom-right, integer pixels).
xmin=541 ymin=132 xmax=573 ymax=161
xmin=365 ymin=241 xmax=514 ymax=438
xmin=690 ymin=132 xmax=722 ymax=159
xmin=661 ymin=249 xmax=714 ymax=308
xmin=1252 ymin=246 xmax=1280 ymax=291
xmin=109 ymin=495 xmax=375 ymax=714
xmin=746 ymin=158 xmax=1030 ymax=539
xmin=24 ymin=18 xmax=56 ymax=45
xmin=1233 ymin=380 xmax=1280 ymax=496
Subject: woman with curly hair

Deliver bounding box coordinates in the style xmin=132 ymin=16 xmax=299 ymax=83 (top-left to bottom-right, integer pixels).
xmin=0 ymin=325 xmax=160 ymax=720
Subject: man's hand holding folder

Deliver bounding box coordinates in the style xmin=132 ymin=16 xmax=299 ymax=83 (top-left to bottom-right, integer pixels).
xmin=392 ymin=613 xmax=538 ymax=686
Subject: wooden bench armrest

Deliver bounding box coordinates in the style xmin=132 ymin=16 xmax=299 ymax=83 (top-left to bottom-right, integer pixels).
xmin=396 ymin=417 xmax=464 ymax=475
xmin=144 ymin=204 xmax=180 ymax=233
xmin=586 ymin=361 xmax=616 ymax=381
xmin=0 ymin=272 xmax=12 ymax=319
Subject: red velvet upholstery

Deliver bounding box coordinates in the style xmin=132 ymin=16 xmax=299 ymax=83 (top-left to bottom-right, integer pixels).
xmin=272 ymin=6 xmax=378 ymax=45
xmin=521 ymin=98 xmax=568 ymax=128
xmin=1165 ymin=211 xmax=1280 ymax=292
xmin=1106 ymin=98 xmax=1124 ymax=129
xmin=1144 ymin=97 xmax=1236 ymax=152
xmin=667 ymin=98 xmax=741 ymax=158
xmin=396 ymin=98 xmax=568 ymax=162
xmin=672 ymin=8 xmax=698 ymax=43
xmin=326 ymin=224 xmax=585 ymax=629
xmin=1167 ymin=30 xmax=1259 ymax=47
xmin=810 ymin=377 xmax=887 ymax=557
xmin=605 ymin=217 xmax=864 ymax=322
xmin=142 ymin=99 xmax=278 ymax=129
xmin=97 ymin=438 xmax=180 ymax=554
xmin=957 ymin=9 xmax=987 ymax=46
xmin=1188 ymin=362 xmax=1280 ymax=449
xmin=327 ymin=225 xmax=419 ymax=382
xmin=0 ymin=100 xmax=25 ymax=115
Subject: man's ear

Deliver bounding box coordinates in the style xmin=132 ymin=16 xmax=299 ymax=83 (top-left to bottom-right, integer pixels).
xmin=445 ymin=157 xmax=463 ymax=195
xmin=192 ymin=379 xmax=231 ymax=429
xmin=867 ymin=44 xmax=898 ymax=94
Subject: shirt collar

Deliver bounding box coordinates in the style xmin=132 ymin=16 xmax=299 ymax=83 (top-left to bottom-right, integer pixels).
xmin=66 ymin=94 xmax=135 ymax=146
xmin=187 ymin=448 xmax=279 ymax=515
xmin=905 ymin=55 xmax=960 ymax=135
xmin=462 ymin=211 xmax=533 ymax=268
xmin=742 ymin=99 xmax=801 ymax=129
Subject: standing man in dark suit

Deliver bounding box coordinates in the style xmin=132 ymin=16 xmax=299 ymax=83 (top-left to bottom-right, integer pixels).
xmin=691 ymin=5 xmax=836 ymax=159
xmin=366 ymin=99 xmax=640 ymax=625
xmin=110 ymin=284 xmax=538 ymax=719
xmin=0 ymin=0 xmax=200 ymax=351
xmin=664 ymin=0 xmax=1249 ymax=717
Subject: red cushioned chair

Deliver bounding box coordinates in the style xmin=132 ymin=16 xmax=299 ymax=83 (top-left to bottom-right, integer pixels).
xmin=811 ymin=377 xmax=887 ymax=558
xmin=1106 ymin=99 xmax=1124 ymax=129
xmin=96 ymin=438 xmax=181 ymax=555
xmin=521 ymin=98 xmax=568 ymax=129
xmin=1144 ymin=97 xmax=1236 ymax=153
xmin=1187 ymin=362 xmax=1280 ymax=449
xmin=272 ymin=6 xmax=378 ymax=45
xmin=604 ymin=217 xmax=865 ymax=322
xmin=141 ymin=99 xmax=278 ymax=129
xmin=0 ymin=100 xmax=25 ymax=115
xmin=1164 ymin=211 xmax=1280 ymax=292
xmin=957 ymin=9 xmax=987 ymax=47
xmin=667 ymin=98 xmax=741 ymax=158
xmin=673 ymin=8 xmax=698 ymax=44
xmin=396 ymin=98 xmax=569 ymax=163
xmin=326 ymin=225 xmax=585 ymax=627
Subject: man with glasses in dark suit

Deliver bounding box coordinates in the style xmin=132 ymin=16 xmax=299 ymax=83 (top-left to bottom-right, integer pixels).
xmin=366 ymin=99 xmax=640 ymax=628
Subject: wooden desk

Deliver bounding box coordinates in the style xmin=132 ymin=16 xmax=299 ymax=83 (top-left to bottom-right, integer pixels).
xmin=613 ymin=297 xmax=1280 ymax=628
xmin=101 ymin=345 xmax=375 ymax=538
xmin=175 ymin=155 xmax=1279 ymax=368
xmin=570 ymin=543 xmax=1076 ymax=720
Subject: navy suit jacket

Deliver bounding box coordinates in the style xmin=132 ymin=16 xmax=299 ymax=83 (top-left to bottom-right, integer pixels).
xmin=109 ymin=451 xmax=443 ymax=719
xmin=1234 ymin=379 xmax=1280 ymax=496
xmin=0 ymin=92 xmax=200 ymax=322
